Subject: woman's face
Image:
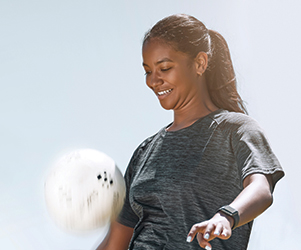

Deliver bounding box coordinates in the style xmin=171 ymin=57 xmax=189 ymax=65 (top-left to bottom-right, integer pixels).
xmin=142 ymin=40 xmax=200 ymax=111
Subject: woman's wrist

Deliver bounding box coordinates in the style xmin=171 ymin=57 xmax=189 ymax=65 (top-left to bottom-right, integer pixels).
xmin=217 ymin=205 xmax=239 ymax=229
xmin=216 ymin=211 xmax=234 ymax=229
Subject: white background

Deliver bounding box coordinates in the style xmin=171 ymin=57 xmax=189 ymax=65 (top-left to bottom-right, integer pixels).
xmin=0 ymin=0 xmax=300 ymax=249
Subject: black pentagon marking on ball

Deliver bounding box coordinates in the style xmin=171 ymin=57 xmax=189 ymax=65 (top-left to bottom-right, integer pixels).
xmin=110 ymin=180 xmax=113 ymax=185
xmin=97 ymin=174 xmax=102 ymax=180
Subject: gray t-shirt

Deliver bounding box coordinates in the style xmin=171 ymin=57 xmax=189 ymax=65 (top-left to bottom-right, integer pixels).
xmin=118 ymin=109 xmax=284 ymax=250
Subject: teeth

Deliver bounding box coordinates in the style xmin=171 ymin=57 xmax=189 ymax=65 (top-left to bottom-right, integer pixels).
xmin=157 ymin=89 xmax=172 ymax=96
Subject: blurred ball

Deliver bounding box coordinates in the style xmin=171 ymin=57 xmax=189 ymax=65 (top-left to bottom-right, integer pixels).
xmin=44 ymin=149 xmax=125 ymax=232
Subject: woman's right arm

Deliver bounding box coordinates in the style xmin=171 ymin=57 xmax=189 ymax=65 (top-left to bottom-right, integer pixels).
xmin=96 ymin=221 xmax=134 ymax=250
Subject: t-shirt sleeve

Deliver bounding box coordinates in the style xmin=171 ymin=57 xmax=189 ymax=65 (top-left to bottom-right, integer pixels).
xmin=230 ymin=116 xmax=284 ymax=191
xmin=117 ymin=149 xmax=140 ymax=228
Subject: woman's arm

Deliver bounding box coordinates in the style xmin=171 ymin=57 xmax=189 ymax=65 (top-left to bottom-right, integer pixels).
xmin=187 ymin=173 xmax=273 ymax=250
xmin=96 ymin=221 xmax=134 ymax=250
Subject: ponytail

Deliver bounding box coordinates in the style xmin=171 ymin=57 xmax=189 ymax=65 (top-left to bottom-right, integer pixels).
xmin=205 ymin=30 xmax=247 ymax=114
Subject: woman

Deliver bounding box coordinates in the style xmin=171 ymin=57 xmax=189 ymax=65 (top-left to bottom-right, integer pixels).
xmin=96 ymin=14 xmax=284 ymax=250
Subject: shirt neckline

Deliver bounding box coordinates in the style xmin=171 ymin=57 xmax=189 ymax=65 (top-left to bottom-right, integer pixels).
xmin=162 ymin=109 xmax=225 ymax=135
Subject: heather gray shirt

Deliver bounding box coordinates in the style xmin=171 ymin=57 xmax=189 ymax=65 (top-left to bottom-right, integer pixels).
xmin=118 ymin=110 xmax=284 ymax=250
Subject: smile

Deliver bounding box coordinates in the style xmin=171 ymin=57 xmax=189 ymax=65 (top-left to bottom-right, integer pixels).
xmin=157 ymin=89 xmax=173 ymax=96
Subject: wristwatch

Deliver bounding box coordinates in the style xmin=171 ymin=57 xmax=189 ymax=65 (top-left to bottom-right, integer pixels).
xmin=217 ymin=205 xmax=240 ymax=230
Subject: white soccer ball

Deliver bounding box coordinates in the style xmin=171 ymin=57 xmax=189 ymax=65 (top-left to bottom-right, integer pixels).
xmin=44 ymin=149 xmax=125 ymax=232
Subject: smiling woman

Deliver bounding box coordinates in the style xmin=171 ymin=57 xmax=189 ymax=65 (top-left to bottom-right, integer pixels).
xmin=95 ymin=14 xmax=284 ymax=250
xmin=142 ymin=40 xmax=209 ymax=116
xmin=142 ymin=14 xmax=246 ymax=113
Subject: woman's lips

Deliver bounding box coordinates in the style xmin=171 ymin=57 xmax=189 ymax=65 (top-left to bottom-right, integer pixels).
xmin=156 ymin=89 xmax=173 ymax=99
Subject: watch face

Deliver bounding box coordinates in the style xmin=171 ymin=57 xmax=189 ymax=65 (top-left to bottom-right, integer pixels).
xmin=222 ymin=205 xmax=237 ymax=215
xmin=225 ymin=206 xmax=236 ymax=214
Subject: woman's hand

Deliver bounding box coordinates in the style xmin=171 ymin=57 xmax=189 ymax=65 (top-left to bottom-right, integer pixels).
xmin=187 ymin=173 xmax=273 ymax=249
xmin=187 ymin=212 xmax=233 ymax=250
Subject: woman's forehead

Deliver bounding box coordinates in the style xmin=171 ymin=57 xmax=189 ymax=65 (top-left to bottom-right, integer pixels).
xmin=142 ymin=40 xmax=187 ymax=65
xmin=143 ymin=38 xmax=173 ymax=52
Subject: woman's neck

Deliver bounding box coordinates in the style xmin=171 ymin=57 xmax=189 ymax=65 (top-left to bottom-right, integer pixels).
xmin=166 ymin=78 xmax=219 ymax=132
xmin=167 ymin=102 xmax=218 ymax=132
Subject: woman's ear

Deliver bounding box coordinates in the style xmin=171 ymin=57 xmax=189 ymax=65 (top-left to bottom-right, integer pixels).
xmin=194 ymin=52 xmax=208 ymax=76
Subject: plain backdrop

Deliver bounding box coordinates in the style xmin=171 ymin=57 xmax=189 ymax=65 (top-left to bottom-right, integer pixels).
xmin=0 ymin=0 xmax=300 ymax=249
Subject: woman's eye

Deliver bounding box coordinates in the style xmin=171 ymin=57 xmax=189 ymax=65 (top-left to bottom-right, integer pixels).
xmin=144 ymin=71 xmax=151 ymax=76
xmin=161 ymin=67 xmax=171 ymax=72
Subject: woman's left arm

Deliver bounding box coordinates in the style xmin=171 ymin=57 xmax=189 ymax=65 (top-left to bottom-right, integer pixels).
xmin=187 ymin=173 xmax=273 ymax=249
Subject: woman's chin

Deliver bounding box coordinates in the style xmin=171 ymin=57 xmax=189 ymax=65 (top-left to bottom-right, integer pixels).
xmin=159 ymin=102 xmax=173 ymax=111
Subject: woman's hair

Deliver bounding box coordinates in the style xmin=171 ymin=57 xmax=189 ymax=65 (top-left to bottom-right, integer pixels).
xmin=143 ymin=14 xmax=247 ymax=114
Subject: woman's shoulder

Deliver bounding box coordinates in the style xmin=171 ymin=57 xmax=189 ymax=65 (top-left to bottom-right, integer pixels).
xmin=131 ymin=128 xmax=164 ymax=157
xmin=126 ymin=129 xmax=164 ymax=172
xmin=211 ymin=110 xmax=264 ymax=137
xmin=137 ymin=133 xmax=159 ymax=150
xmin=213 ymin=110 xmax=259 ymax=127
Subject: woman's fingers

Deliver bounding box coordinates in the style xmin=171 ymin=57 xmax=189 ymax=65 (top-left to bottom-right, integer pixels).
xmin=187 ymin=222 xmax=214 ymax=250
xmin=196 ymin=233 xmax=213 ymax=250
xmin=187 ymin=214 xmax=233 ymax=248
xmin=187 ymin=222 xmax=207 ymax=242
xmin=203 ymin=222 xmax=215 ymax=240
xmin=219 ymin=226 xmax=232 ymax=239
xmin=213 ymin=222 xmax=223 ymax=237
xmin=211 ymin=222 xmax=231 ymax=239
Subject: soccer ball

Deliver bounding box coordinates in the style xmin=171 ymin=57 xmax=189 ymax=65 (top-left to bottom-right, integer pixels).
xmin=44 ymin=149 xmax=125 ymax=232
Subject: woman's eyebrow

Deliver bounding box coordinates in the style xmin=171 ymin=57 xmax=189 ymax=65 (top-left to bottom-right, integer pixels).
xmin=142 ymin=58 xmax=173 ymax=67
xmin=155 ymin=58 xmax=173 ymax=65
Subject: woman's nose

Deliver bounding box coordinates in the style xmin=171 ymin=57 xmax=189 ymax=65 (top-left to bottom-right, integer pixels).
xmin=148 ymin=72 xmax=163 ymax=89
